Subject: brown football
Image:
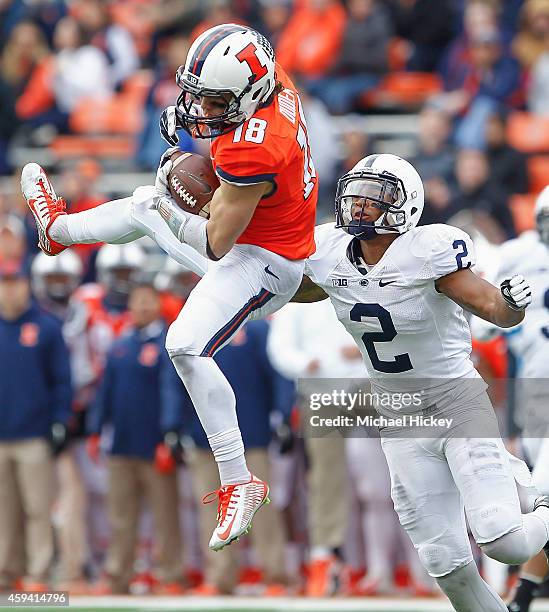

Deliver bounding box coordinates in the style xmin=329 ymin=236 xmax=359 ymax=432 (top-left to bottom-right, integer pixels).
xmin=167 ymin=151 xmax=220 ymax=219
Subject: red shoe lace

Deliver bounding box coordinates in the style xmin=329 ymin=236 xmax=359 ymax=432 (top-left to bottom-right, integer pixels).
xmin=202 ymin=485 xmax=240 ymax=524
xmin=37 ymin=179 xmax=66 ymax=215
xmin=52 ymin=197 xmax=67 ymax=214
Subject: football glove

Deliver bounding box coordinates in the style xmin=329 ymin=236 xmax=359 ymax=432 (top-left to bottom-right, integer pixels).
xmin=49 ymin=422 xmax=68 ymax=456
xmin=163 ymin=430 xmax=185 ymax=462
xmin=271 ymin=413 xmax=295 ymax=455
xmin=273 ymin=418 xmax=295 ymax=455
xmin=154 ymin=443 xmax=176 ymax=474
xmin=155 ymin=146 xmax=179 ymax=199
xmin=500 ymin=274 xmax=532 ymax=311
xmin=154 ymin=431 xmax=186 ymax=474
xmin=160 ymin=105 xmax=184 ymax=146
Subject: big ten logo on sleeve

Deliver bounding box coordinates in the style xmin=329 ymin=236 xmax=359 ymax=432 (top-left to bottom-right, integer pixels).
xmin=20 ymin=322 xmax=39 ymax=347
xmin=138 ymin=343 xmax=160 ymax=367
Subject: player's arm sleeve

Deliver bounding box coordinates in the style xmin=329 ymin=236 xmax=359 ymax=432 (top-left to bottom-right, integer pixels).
xmin=214 ymin=139 xmax=279 ymax=191
xmin=46 ymin=320 xmax=73 ymax=426
xmin=423 ymin=225 xmax=476 ymax=281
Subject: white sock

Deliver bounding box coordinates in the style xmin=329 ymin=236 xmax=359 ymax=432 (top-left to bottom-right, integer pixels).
xmin=171 ymin=354 xmax=249 ymax=485
xmin=208 ymin=428 xmax=250 ymax=485
xmin=49 ymin=214 xmax=73 ymax=245
xmin=50 ymin=198 xmax=142 ymax=245
xmin=436 ymin=561 xmax=508 ymax=611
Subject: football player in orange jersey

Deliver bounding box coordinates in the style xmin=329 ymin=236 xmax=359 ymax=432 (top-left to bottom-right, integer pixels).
xmin=21 ymin=24 xmax=317 ymax=550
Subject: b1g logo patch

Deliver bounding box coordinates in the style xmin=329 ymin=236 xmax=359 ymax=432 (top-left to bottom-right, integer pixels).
xmin=332 ymin=278 xmax=348 ymax=287
xmin=139 ymin=343 xmax=159 ymax=367
xmin=20 ymin=322 xmax=39 ymax=347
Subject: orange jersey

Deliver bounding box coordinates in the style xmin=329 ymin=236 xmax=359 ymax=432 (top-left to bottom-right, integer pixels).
xmin=210 ymin=65 xmax=317 ymax=260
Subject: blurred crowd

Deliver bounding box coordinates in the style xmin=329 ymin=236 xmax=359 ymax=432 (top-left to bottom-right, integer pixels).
xmin=0 ymin=0 xmax=548 ymax=223
xmin=0 ymin=0 xmax=548 ymax=601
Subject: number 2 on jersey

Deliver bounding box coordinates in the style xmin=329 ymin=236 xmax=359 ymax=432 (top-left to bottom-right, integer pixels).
xmin=350 ymin=303 xmax=413 ymax=374
xmin=453 ymin=239 xmax=471 ymax=270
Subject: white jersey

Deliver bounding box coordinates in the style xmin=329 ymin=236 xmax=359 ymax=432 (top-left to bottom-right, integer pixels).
xmin=496 ymin=232 xmax=549 ymax=378
xmin=305 ymin=223 xmax=480 ymax=406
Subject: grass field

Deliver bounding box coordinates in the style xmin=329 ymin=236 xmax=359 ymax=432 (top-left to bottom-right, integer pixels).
xmin=2 ymin=598 xmax=549 ymax=612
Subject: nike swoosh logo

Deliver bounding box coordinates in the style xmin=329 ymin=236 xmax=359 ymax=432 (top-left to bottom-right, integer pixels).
xmin=218 ymin=511 xmax=238 ymax=541
xmin=379 ymin=279 xmax=397 ymax=287
xmin=265 ymin=265 xmax=280 ymax=280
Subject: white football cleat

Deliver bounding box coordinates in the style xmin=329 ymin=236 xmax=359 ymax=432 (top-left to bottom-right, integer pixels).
xmin=203 ymin=474 xmax=269 ymax=551
xmin=21 ymin=163 xmax=67 ymax=256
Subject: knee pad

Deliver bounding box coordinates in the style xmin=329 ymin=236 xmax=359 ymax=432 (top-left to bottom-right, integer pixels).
xmin=480 ymin=529 xmax=532 ymax=565
xmin=470 ymin=502 xmax=522 ymax=544
xmin=417 ymin=542 xmax=471 ymax=578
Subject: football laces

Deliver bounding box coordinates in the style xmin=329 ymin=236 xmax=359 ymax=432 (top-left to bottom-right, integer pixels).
xmin=171 ymin=177 xmax=198 ymax=208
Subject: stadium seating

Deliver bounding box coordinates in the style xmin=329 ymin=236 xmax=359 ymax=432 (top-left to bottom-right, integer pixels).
xmin=50 ymin=136 xmax=135 ymax=159
xmin=509 ymin=193 xmax=537 ymax=234
xmin=52 ymin=86 xmax=146 ymax=160
xmin=69 ymin=95 xmax=143 ymax=135
xmin=528 ymin=155 xmax=549 ymax=194
xmin=362 ymin=72 xmax=442 ymax=111
xmin=507 ymin=112 xmax=549 ymax=154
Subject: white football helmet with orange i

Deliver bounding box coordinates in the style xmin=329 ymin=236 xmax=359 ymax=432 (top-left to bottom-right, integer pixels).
xmin=161 ymin=24 xmax=277 ymax=142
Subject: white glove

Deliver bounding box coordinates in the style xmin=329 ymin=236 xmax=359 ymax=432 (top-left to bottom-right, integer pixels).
xmin=155 ymin=146 xmax=179 ymax=199
xmin=500 ymin=274 xmax=532 ymax=311
xmin=157 ymin=195 xmax=209 ymax=258
xmin=160 ymin=105 xmax=181 ymax=146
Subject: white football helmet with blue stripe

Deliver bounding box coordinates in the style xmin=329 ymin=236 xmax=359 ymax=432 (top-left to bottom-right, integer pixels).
xmin=335 ymin=154 xmax=425 ymax=240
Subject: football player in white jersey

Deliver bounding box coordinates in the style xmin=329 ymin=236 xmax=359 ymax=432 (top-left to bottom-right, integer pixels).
xmin=477 ymin=187 xmax=549 ymax=612
xmin=293 ymin=153 xmax=549 ymax=612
